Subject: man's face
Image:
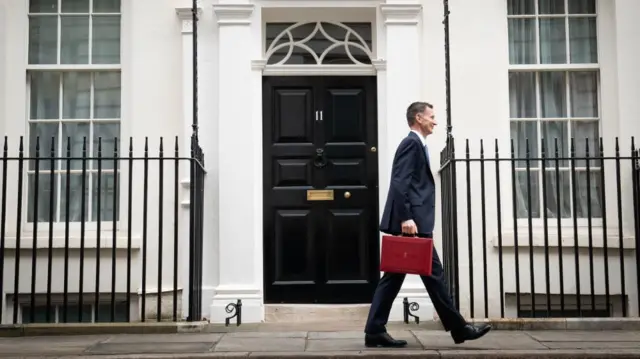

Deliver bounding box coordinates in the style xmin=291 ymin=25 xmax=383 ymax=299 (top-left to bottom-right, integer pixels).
xmin=417 ymin=107 xmax=437 ymax=136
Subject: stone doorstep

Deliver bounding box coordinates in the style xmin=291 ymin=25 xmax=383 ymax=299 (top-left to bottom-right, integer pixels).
xmin=1 ymin=318 xmax=640 ymax=337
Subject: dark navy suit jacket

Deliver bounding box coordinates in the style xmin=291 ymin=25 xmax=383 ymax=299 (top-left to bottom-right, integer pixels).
xmin=379 ymin=131 xmax=436 ymax=236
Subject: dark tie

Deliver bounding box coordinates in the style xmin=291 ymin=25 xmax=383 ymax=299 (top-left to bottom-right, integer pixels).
xmin=424 ymin=144 xmax=430 ymax=167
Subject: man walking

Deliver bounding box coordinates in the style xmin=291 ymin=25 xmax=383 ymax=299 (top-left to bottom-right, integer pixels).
xmin=364 ymin=102 xmax=491 ymax=348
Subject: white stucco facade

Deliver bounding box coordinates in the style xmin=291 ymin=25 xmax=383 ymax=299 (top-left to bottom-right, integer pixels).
xmin=0 ymin=0 xmax=639 ymax=324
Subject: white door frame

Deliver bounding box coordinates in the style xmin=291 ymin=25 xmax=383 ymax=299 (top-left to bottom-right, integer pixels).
xmin=209 ymin=0 xmax=430 ymax=324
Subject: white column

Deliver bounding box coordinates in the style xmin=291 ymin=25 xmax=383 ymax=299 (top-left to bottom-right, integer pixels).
xmin=210 ymin=3 xmax=264 ymax=324
xmin=379 ymin=3 xmax=435 ymax=323
xmin=613 ymin=0 xmax=640 ymax=317
xmin=175 ymin=7 xmax=202 ymax=320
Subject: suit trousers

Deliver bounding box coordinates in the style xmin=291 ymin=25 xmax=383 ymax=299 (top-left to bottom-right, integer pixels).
xmin=364 ymin=234 xmax=466 ymax=334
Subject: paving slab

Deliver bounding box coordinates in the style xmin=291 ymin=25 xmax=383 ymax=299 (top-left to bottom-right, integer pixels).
xmin=306 ymin=330 xmax=421 ymax=351
xmin=0 ymin=329 xmax=639 ymax=358
xmin=105 ymin=333 xmax=223 ymax=343
xmin=412 ymin=330 xmax=547 ymax=351
xmin=439 ymin=349 xmax=640 ymax=358
xmin=248 ymin=351 xmax=363 ymax=358
xmin=308 ymin=330 xmax=413 ymax=340
xmin=360 ymin=350 xmax=441 ymax=358
xmin=306 ymin=338 xmax=423 ymax=351
xmin=542 ymin=341 xmax=640 ymax=349
xmin=87 ymin=342 xmax=216 ymax=354
xmin=225 ymin=331 xmax=307 ymax=338
xmin=0 ymin=334 xmax=107 ymax=355
xmin=527 ymin=330 xmax=640 ymax=342
xmin=214 ymin=337 xmax=306 ymax=352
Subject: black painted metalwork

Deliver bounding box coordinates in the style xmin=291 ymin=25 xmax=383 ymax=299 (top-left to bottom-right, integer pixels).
xmin=192 ymin=0 xmax=199 ymax=140
xmin=402 ymin=297 xmax=420 ymax=325
xmin=439 ymin=136 xmax=640 ymax=319
xmin=443 ymin=0 xmax=452 ymax=137
xmin=0 ymin=136 xmax=205 ymax=324
xmin=225 ymin=299 xmax=243 ymax=327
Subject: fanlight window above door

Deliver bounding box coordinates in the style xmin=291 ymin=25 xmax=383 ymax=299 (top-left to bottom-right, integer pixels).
xmin=265 ymin=22 xmax=373 ymax=65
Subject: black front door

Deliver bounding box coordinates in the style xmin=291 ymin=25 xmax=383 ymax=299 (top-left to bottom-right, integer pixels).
xmin=263 ymin=76 xmax=379 ymax=304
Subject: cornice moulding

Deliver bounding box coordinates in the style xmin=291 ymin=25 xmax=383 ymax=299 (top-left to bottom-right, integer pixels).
xmin=176 ymin=7 xmax=202 ymax=34
xmin=380 ymin=4 xmax=422 ymax=25
xmin=176 ymin=7 xmax=202 ymax=20
xmin=213 ymin=4 xmax=255 ymax=25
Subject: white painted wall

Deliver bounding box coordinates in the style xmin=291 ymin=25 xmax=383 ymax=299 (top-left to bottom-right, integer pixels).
xmin=1 ymin=0 xmax=639 ymax=324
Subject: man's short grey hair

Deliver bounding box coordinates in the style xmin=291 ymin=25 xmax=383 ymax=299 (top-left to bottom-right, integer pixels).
xmin=406 ymin=102 xmax=433 ymax=126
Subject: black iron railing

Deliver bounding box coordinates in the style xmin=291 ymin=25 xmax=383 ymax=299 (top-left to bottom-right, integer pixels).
xmin=439 ymin=136 xmax=640 ymax=319
xmin=0 ymin=135 xmax=205 ymax=324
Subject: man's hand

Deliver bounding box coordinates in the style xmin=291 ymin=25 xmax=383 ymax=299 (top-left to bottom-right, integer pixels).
xmin=401 ymin=219 xmax=418 ymax=236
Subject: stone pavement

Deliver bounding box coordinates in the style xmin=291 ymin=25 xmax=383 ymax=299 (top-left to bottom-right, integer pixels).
xmin=2 ymin=326 xmax=640 ymax=358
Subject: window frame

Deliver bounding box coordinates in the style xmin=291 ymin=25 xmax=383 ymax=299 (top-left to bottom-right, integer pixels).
xmin=19 ymin=301 xmax=129 ymax=324
xmin=507 ymin=0 xmax=606 ymax=229
xmin=24 ymin=0 xmax=123 ymax=233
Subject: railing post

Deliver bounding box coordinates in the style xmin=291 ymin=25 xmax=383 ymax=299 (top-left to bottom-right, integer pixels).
xmin=188 ymin=135 xmax=197 ymax=321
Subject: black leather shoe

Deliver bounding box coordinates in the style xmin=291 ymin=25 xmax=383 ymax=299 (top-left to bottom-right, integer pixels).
xmin=451 ymin=324 xmax=492 ymax=344
xmin=364 ymin=332 xmax=408 ymax=348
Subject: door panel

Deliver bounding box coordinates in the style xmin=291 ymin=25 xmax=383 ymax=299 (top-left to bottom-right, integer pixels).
xmin=273 ymin=209 xmax=314 ymax=283
xmin=263 ymin=76 xmax=378 ymax=304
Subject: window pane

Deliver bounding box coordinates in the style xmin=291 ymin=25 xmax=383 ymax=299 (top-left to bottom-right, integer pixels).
xmin=92 ymin=16 xmax=121 ymax=64
xmin=508 ymin=0 xmax=534 ymax=14
xmin=571 ymin=120 xmax=599 ymax=167
xmin=29 ymin=0 xmax=57 ymax=13
xmin=540 ymin=72 xmax=567 ymax=118
xmin=570 ymin=71 xmax=598 ymax=117
xmin=92 ymin=173 xmax=119 ymax=222
xmin=62 ymin=72 xmax=91 ymax=119
xmin=61 ymin=16 xmax=89 ymax=64
xmin=543 ymin=170 xmax=571 ymax=218
xmin=539 ymin=0 xmax=564 ymax=14
xmin=509 ymin=72 xmax=536 ymax=118
xmin=568 ymin=0 xmax=596 ymax=14
xmin=61 ymin=0 xmax=89 ymax=13
xmin=96 ymin=302 xmax=128 ymax=322
xmin=94 ymin=72 xmax=121 ymax=118
xmin=539 ymin=18 xmax=567 ymax=64
xmin=30 ymin=72 xmax=60 ymax=120
xmin=61 ymin=123 xmax=90 ymax=170
xmin=28 ymin=174 xmax=57 ymax=222
xmin=93 ymin=123 xmax=120 ymax=169
xmin=569 ymin=18 xmax=597 ymax=63
xmin=29 ymin=123 xmax=59 ymax=171
xmin=29 ymin=16 xmax=58 ymax=64
xmin=510 ymin=121 xmax=539 ymax=168
xmin=60 ymin=174 xmax=90 ymax=222
xmin=21 ymin=305 xmax=55 ymax=323
xmin=508 ymin=19 xmax=536 ymax=65
xmin=60 ymin=305 xmax=92 ymax=323
xmin=515 ymin=171 xmax=541 ymax=219
xmin=541 ymin=121 xmax=568 ymax=167
xmin=94 ymin=0 xmax=121 ymax=13
xmin=574 ymin=170 xmax=603 ymax=218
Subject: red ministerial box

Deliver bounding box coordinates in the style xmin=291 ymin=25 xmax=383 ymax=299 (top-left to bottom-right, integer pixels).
xmin=380 ymin=235 xmax=433 ymax=276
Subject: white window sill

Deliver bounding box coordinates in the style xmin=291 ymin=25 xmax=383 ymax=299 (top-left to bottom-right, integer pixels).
xmin=490 ymin=228 xmax=636 ymax=250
